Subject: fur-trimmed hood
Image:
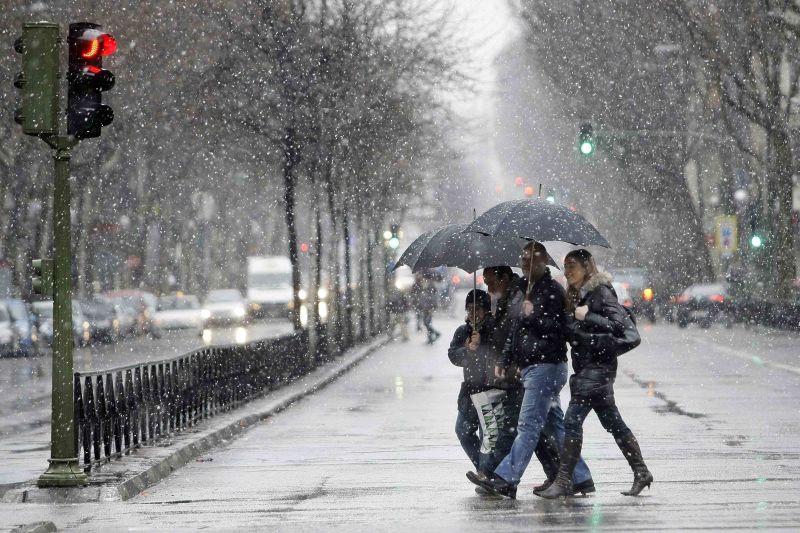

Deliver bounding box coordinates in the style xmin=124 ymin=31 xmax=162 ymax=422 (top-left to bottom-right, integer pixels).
xmin=582 ymin=271 xmax=614 ymax=292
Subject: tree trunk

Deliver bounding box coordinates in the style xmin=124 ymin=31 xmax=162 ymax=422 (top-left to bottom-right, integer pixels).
xmin=282 ymin=126 xmax=303 ymax=331
xmin=768 ymin=129 xmax=796 ymax=301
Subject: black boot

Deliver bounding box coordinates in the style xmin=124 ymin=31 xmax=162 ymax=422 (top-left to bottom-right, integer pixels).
xmin=537 ymin=437 xmax=582 ymax=500
xmin=532 ymin=478 xmax=554 ymax=495
xmin=617 ymin=432 xmax=653 ymax=496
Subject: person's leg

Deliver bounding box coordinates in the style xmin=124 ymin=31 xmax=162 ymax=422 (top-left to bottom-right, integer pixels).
xmin=538 ymin=401 xmax=592 ymax=498
xmin=596 ymin=404 xmax=653 ymax=496
xmin=455 ymin=408 xmax=481 ymax=469
xmin=545 ymin=399 xmax=593 ymax=485
xmin=492 ymin=364 xmax=563 ymax=485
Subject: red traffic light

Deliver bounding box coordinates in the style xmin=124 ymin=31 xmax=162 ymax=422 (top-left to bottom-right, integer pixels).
xmin=79 ymin=33 xmax=116 ymax=58
xmin=300 ymin=242 xmax=310 ymax=253
xmin=514 ymin=176 xmax=524 ymax=187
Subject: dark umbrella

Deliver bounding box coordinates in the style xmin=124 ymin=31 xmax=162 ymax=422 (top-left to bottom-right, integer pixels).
xmin=394 ymin=222 xmax=558 ymax=328
xmin=464 ymin=198 xmax=611 ymax=248
xmin=393 ymin=223 xmax=558 ymax=274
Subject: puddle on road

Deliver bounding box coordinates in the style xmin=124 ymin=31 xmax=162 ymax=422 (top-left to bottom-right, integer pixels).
xmin=623 ymin=370 xmax=707 ymax=419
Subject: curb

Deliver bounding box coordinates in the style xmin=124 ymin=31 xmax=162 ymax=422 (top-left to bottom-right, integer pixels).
xmin=4 ymin=336 xmax=388 ymax=504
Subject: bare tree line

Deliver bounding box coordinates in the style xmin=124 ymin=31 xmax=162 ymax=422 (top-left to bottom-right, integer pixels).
xmin=0 ymin=0 xmax=462 ymax=349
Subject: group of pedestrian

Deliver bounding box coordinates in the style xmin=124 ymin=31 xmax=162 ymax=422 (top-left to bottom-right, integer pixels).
xmin=448 ymin=242 xmax=652 ymax=499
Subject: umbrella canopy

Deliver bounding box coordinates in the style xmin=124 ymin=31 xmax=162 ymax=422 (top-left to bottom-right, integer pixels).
xmin=464 ymin=199 xmax=611 ymax=248
xmin=394 ymin=223 xmax=558 ymax=274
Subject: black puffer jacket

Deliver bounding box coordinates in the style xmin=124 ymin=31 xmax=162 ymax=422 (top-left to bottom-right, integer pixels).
xmin=565 ymin=272 xmax=627 ymax=406
xmin=448 ymin=315 xmax=514 ymax=412
xmin=498 ymin=270 xmax=568 ymax=369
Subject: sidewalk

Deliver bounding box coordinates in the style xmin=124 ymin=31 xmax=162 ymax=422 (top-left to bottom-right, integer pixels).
xmin=1 ymin=315 xmax=799 ymax=531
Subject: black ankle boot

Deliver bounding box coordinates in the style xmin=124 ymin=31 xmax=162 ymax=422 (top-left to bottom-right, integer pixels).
xmin=617 ymin=433 xmax=653 ymax=496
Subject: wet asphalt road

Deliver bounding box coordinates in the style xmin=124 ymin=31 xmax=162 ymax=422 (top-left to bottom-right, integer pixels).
xmin=1 ymin=311 xmax=798 ymax=531
xmin=0 ymin=319 xmax=292 ymax=487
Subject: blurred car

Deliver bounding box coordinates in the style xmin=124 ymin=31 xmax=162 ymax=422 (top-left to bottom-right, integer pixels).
xmin=611 ymin=268 xmax=657 ymax=323
xmin=153 ymin=293 xmax=203 ymax=337
xmin=31 ymin=301 xmax=92 ymax=348
xmin=81 ymin=298 xmax=121 ymax=343
xmin=2 ymin=298 xmax=36 ymax=356
xmin=0 ymin=302 xmax=20 ymax=356
xmin=201 ymin=289 xmax=248 ymax=326
xmin=104 ymin=290 xmax=157 ymax=336
xmin=611 ymin=282 xmax=634 ymax=309
xmin=673 ymin=283 xmax=728 ymax=329
xmin=107 ymin=297 xmax=138 ymax=337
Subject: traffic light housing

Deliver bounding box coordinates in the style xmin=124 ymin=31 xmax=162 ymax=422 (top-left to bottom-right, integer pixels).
xmin=32 ymin=259 xmax=54 ymax=297
xmin=389 ymin=224 xmax=400 ymax=249
xmin=13 ymin=22 xmax=60 ymax=136
xmin=579 ymin=123 xmax=594 ymax=156
xmin=67 ymin=22 xmax=116 ymax=139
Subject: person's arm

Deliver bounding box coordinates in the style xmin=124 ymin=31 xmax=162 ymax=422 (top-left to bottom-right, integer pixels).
xmin=582 ymin=286 xmax=626 ymax=336
xmin=520 ymin=285 xmax=564 ymax=335
xmin=448 ymin=325 xmax=470 ymax=367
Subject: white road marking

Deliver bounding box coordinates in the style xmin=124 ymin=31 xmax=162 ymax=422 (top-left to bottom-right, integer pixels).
xmin=693 ymin=337 xmax=800 ymax=376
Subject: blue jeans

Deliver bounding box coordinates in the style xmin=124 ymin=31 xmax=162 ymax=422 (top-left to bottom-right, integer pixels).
xmin=455 ymin=408 xmax=481 ymax=469
xmin=494 ymin=362 xmax=592 ymax=485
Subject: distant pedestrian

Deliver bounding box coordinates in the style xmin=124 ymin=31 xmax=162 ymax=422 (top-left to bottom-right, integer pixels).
xmin=388 ymin=289 xmax=410 ymax=341
xmin=419 ymin=279 xmax=441 ymax=344
xmin=539 ymin=249 xmax=652 ymax=499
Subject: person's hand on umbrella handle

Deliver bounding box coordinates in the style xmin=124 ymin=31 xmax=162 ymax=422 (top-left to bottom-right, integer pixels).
xmin=495 ymin=366 xmax=506 ymax=379
xmin=467 ymin=331 xmax=480 ymax=351
xmin=575 ymin=305 xmax=589 ymax=321
xmin=522 ymin=301 xmax=534 ymax=317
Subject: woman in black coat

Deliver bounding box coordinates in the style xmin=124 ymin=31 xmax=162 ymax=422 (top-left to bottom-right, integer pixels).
xmin=539 ymin=249 xmax=653 ymax=498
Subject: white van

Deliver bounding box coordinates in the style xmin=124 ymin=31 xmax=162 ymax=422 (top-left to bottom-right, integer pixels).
xmin=246 ymin=256 xmax=293 ymax=318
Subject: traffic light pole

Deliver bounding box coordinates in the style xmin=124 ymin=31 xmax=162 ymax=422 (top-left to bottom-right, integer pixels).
xmin=37 ymin=134 xmax=86 ymax=488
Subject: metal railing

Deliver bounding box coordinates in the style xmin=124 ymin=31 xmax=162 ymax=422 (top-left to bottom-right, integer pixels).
xmin=74 ymin=332 xmax=309 ymax=470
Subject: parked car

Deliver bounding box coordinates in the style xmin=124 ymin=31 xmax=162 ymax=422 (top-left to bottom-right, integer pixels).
xmin=2 ymin=298 xmax=37 ymax=356
xmin=673 ymin=283 xmax=729 ymax=329
xmin=81 ymin=298 xmax=121 ymax=343
xmin=152 ymin=293 xmax=203 ymax=337
xmin=611 ymin=268 xmax=657 ymax=323
xmin=31 ymin=300 xmax=92 ymax=348
xmin=0 ymin=302 xmax=20 ymax=356
xmin=201 ymin=289 xmax=248 ymax=326
xmin=104 ymin=290 xmax=157 ymax=335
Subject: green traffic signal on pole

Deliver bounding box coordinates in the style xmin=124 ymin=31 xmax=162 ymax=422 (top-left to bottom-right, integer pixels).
xmin=13 ymin=22 xmax=60 ymax=136
xmin=32 ymin=258 xmax=54 ymax=297
xmin=579 ymin=123 xmax=594 ymax=156
xmin=750 ymin=235 xmax=763 ymax=249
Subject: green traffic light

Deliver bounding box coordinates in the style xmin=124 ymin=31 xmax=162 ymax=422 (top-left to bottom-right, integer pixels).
xmin=750 ymin=235 xmax=763 ymax=248
xmin=580 ymin=141 xmax=594 ymax=155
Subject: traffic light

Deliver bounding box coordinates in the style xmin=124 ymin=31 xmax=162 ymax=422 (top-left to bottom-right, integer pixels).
xmin=579 ymin=123 xmax=594 ymax=156
xmin=750 ymin=234 xmax=764 ymax=249
xmin=67 ymin=22 xmax=117 ymax=139
xmin=388 ymin=224 xmax=400 ymax=249
xmin=32 ymin=259 xmax=54 ymax=297
xmin=13 ymin=22 xmax=60 ymax=136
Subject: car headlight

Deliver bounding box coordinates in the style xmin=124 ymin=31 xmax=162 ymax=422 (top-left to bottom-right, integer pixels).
xmin=201 ymin=309 xmax=211 ymax=320
xmin=317 ymin=287 xmax=329 ymax=300
xmin=298 ymin=289 xmax=308 ymax=301
xmin=234 ymin=306 xmax=246 ymax=318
